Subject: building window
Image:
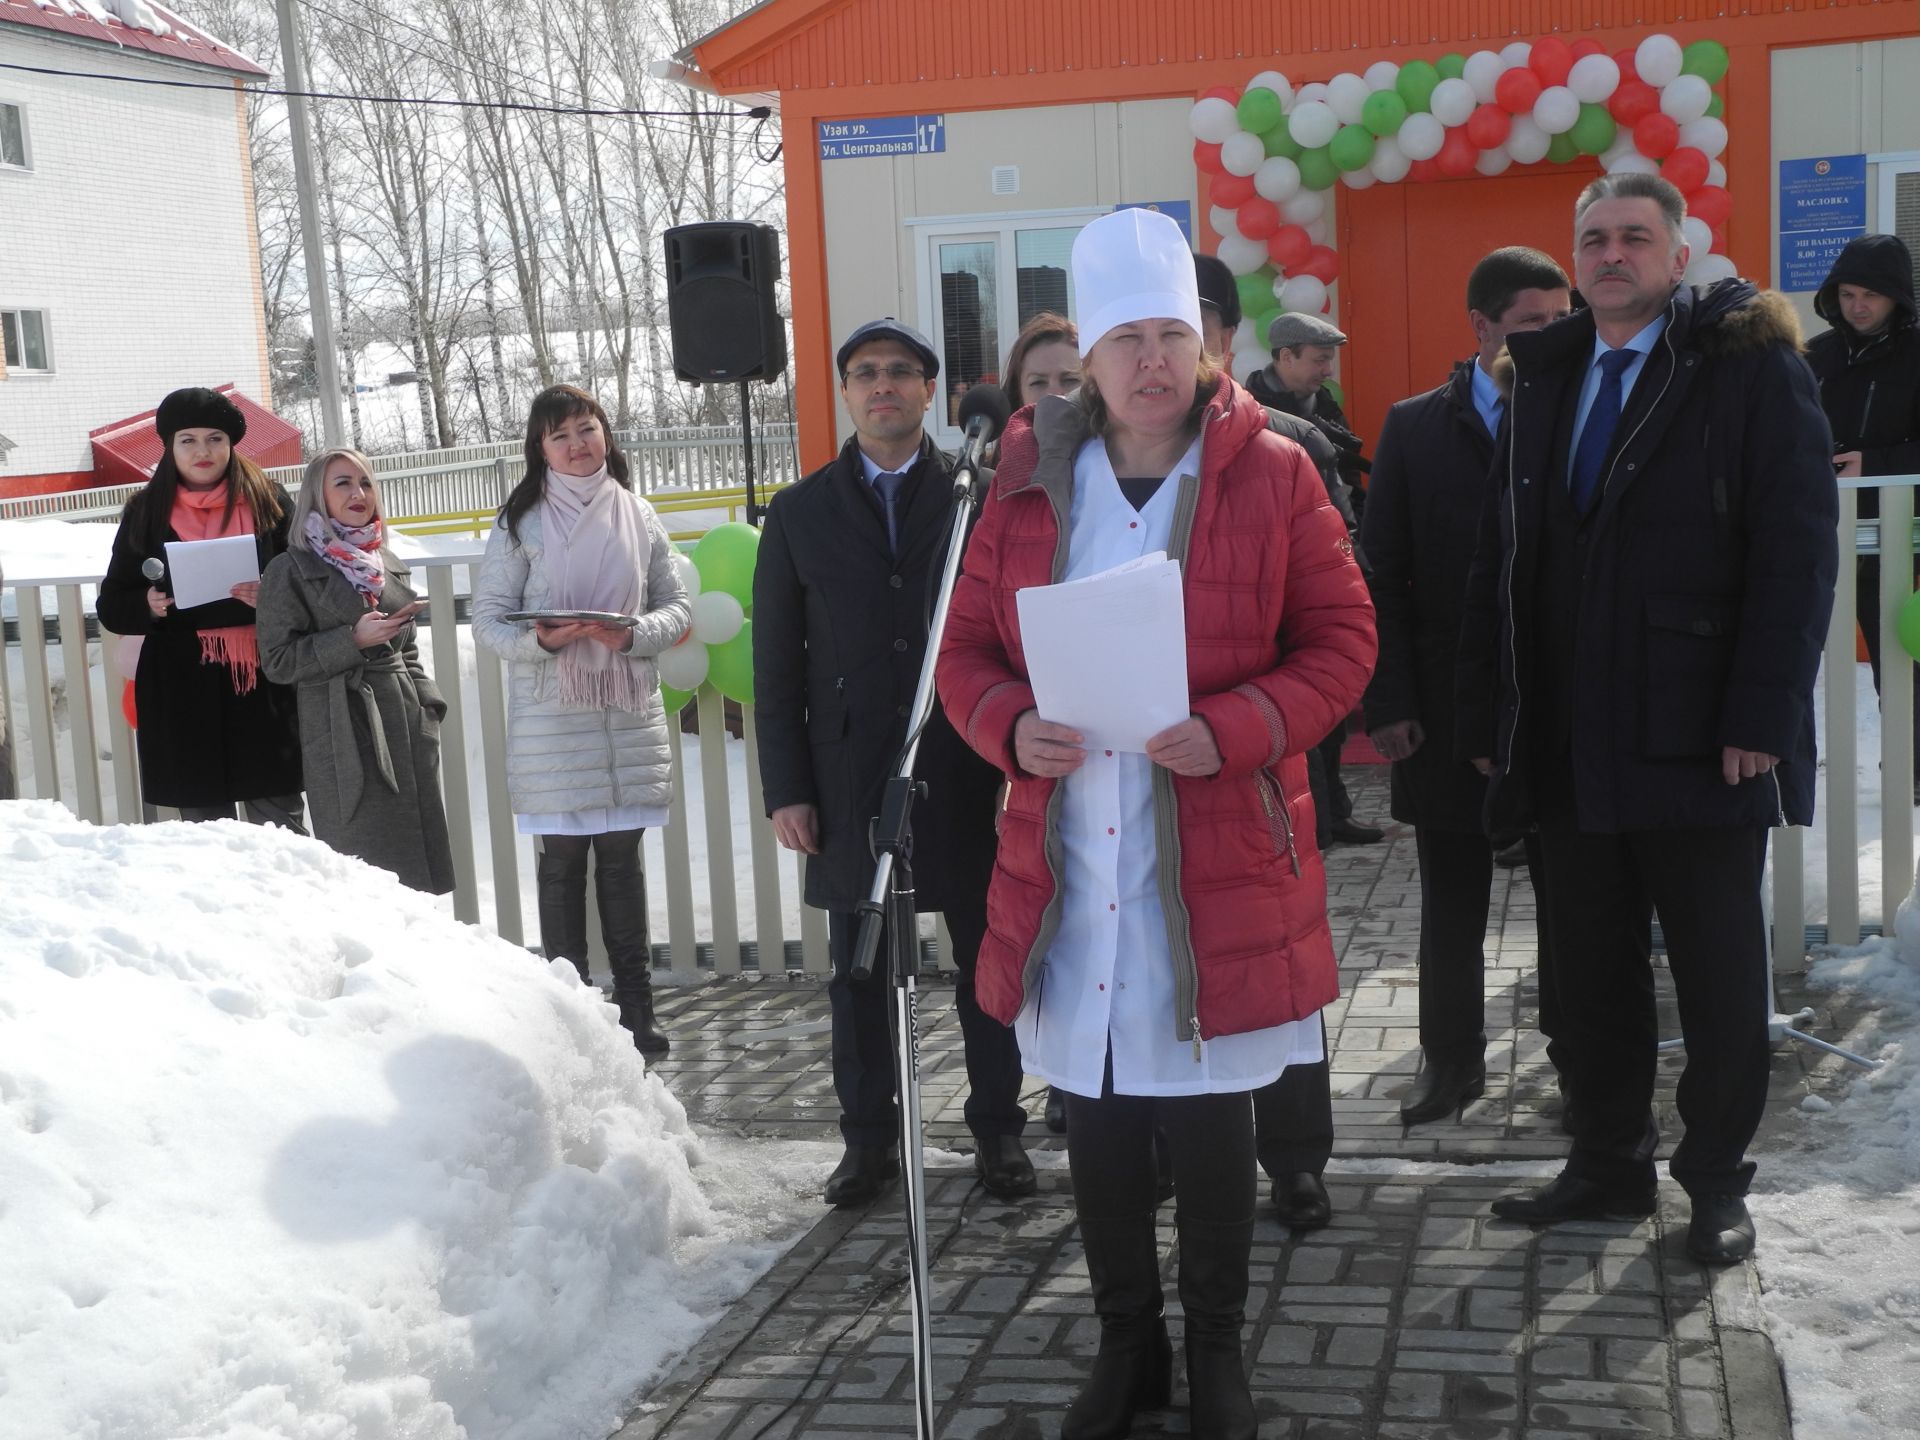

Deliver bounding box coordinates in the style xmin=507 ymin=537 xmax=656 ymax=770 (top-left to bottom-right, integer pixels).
xmin=2 ymin=310 xmax=51 ymax=372
xmin=0 ymin=103 xmax=28 ymax=170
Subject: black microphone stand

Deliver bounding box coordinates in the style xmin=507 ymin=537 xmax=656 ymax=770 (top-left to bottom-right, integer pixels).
xmin=848 ymin=402 xmax=1001 ymax=1440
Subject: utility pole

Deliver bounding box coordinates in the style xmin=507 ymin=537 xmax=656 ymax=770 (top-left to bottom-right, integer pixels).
xmin=274 ymin=0 xmax=344 ymax=448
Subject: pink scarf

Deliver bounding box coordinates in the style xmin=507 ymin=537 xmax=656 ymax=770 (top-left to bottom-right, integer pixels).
xmin=540 ymin=465 xmax=648 ymax=712
xmin=305 ymin=510 xmax=386 ymax=607
xmin=170 ymin=481 xmax=261 ymax=694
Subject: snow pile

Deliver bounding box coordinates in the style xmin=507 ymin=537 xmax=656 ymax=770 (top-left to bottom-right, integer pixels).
xmin=1751 ymin=943 xmax=1920 ymax=1437
xmin=0 ymin=801 xmax=821 ymax=1439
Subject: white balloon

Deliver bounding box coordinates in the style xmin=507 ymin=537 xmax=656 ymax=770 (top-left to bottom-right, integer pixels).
xmin=1604 ymin=151 xmax=1660 ymax=175
xmin=1341 ymin=165 xmax=1377 ymax=190
xmin=1635 ymin=34 xmax=1684 ymax=88
xmin=1660 ymin=74 xmax=1713 ymax=124
xmin=1364 ymin=61 xmax=1400 ymax=92
xmin=1279 ymin=274 xmax=1328 ymax=314
xmin=1217 ymin=234 xmax=1269 ymax=276
xmin=1281 ymin=189 xmax=1326 ymax=225
xmin=1682 ymin=217 xmax=1714 ymax=256
xmin=1567 ymin=54 xmax=1621 ymax=104
xmin=671 ymin=551 xmax=701 ymax=598
xmin=1295 ymin=81 xmax=1329 ymax=105
xmin=1189 ymin=97 xmax=1240 ymax=143
xmin=1254 ymin=155 xmax=1302 ymax=202
xmin=1506 ymin=115 xmax=1551 ymax=164
xmin=1532 ymin=86 xmax=1579 ymax=136
xmin=1209 ymin=204 xmax=1245 ymax=241
xmin=1305 ymin=216 xmax=1332 ymax=245
xmin=656 ymin=640 xmax=709 ymax=692
xmin=1476 ymin=145 xmax=1514 ymax=176
xmin=1677 ymin=116 xmax=1728 ymax=159
xmin=1327 ymin=72 xmax=1371 ymax=125
xmin=1247 ymin=71 xmax=1293 ymax=109
xmin=1464 ymin=50 xmax=1505 ymax=104
xmin=1500 ymin=41 xmax=1533 ymax=69
xmin=1232 ymin=318 xmax=1261 ymax=354
xmin=1686 ymin=253 xmax=1738 ymax=285
xmin=1370 ymin=136 xmax=1411 ymax=184
xmin=690 ymin=590 xmax=744 ymax=645
xmin=1287 ymin=99 xmax=1340 ymax=151
xmin=1221 ymin=130 xmax=1266 ymax=177
xmin=1706 ymin=159 xmax=1728 ymax=187
xmin=1428 ymin=77 xmax=1476 ymax=128
xmin=1231 ymin=347 xmax=1266 ymax=383
xmin=1398 ymin=111 xmax=1445 ymax=161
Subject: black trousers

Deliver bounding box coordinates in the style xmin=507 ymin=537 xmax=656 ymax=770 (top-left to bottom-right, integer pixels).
xmin=827 ymin=893 xmax=1027 ymax=1149
xmin=178 ymin=793 xmax=308 ymax=833
xmin=1251 ymin=1015 xmax=1333 ymax=1177
xmin=1535 ymin=815 xmax=1771 ymax=1198
xmin=1067 ymin=1056 xmax=1256 ymax=1227
xmin=1857 ymin=555 xmax=1920 ymax=769
xmin=1306 ymin=721 xmax=1353 ymax=846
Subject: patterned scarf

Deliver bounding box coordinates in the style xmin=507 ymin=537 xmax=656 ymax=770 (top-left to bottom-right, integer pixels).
xmin=169 ymin=480 xmax=261 ymax=694
xmin=305 ymin=510 xmax=386 ymax=607
xmin=540 ymin=464 xmax=648 ymax=712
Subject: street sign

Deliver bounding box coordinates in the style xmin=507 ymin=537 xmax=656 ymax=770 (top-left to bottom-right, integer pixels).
xmin=818 ymin=115 xmax=946 ymax=161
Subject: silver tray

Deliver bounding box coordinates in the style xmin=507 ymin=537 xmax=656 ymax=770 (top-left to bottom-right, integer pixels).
xmin=502 ymin=609 xmax=640 ymax=628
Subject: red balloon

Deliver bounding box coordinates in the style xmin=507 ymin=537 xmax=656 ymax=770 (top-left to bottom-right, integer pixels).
xmin=1613 ymin=47 xmax=1640 ymax=80
xmin=1194 ymin=141 xmax=1225 ymax=175
xmin=1711 ymin=226 xmax=1728 ymax=253
xmin=1570 ymin=39 xmax=1605 ymax=61
xmin=1211 ymin=172 xmax=1256 ymax=208
xmin=1437 ymin=127 xmax=1480 ymax=178
xmin=1407 ymin=157 xmax=1444 ymax=184
xmin=1530 ymin=36 xmax=1574 ymax=87
xmin=1267 ymin=224 xmax=1313 ymax=270
xmin=1495 ymin=66 xmax=1544 ymax=114
xmin=1688 ymin=184 xmax=1733 ymax=229
xmin=1237 ymin=197 xmax=1281 ymax=240
xmin=1300 ymin=245 xmax=1341 ymax=284
xmin=1662 ymin=146 xmax=1710 ymax=194
xmin=1633 ymin=113 xmax=1680 ymax=160
xmin=1608 ymin=79 xmax=1660 ymax=126
xmin=1200 ymin=84 xmax=1240 ymax=104
xmin=1466 ymin=103 xmax=1512 ymax=150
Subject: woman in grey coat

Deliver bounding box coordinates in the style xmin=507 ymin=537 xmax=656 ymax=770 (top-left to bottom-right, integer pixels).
xmin=258 ymin=448 xmax=455 ymax=894
xmin=472 ymin=384 xmax=690 ymax=1054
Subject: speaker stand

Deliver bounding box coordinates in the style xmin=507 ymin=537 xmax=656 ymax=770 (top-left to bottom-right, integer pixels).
xmin=739 ymin=382 xmax=765 ymax=527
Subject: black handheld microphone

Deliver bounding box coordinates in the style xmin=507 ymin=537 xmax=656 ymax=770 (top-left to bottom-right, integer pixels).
xmin=953 ymin=384 xmax=1012 ymax=491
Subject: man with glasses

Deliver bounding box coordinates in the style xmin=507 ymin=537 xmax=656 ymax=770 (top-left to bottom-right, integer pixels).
xmin=754 ymin=318 xmax=1035 ymax=1208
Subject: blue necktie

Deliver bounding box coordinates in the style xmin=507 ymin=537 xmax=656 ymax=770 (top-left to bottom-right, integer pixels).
xmin=1569 ymin=349 xmax=1636 ymax=514
xmin=873 ymin=472 xmax=905 ymax=551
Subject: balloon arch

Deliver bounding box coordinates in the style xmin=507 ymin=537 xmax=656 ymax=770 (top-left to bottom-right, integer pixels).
xmin=1191 ymin=33 xmax=1735 ymax=384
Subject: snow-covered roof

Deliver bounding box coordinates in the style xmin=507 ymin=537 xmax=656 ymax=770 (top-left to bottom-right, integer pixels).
xmin=0 ymin=0 xmax=269 ymax=78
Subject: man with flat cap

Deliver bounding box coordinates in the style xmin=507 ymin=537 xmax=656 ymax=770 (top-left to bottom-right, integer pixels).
xmin=754 ymin=317 xmax=1035 ymax=1208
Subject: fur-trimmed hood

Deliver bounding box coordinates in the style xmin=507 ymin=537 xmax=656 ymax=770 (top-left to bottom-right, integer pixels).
xmin=1491 ymin=280 xmax=1805 ymax=397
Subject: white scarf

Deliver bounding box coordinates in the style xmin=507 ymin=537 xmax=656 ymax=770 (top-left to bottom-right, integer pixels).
xmin=539 ymin=464 xmax=648 ymax=712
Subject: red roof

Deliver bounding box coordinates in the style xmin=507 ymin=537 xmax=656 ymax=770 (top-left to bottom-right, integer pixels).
xmin=89 ymin=385 xmax=304 ymax=488
xmin=0 ymin=0 xmax=268 ymax=79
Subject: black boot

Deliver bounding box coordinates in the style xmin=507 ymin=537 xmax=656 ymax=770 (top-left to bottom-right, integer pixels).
xmin=1062 ymin=1213 xmax=1172 ymax=1440
xmin=1178 ymin=1214 xmax=1258 ymax=1440
xmin=535 ymin=837 xmax=591 ymax=985
xmin=597 ymin=831 xmax=668 ymax=1056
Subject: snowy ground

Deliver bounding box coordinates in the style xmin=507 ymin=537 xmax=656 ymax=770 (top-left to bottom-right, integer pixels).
xmin=0 ymin=800 xmax=834 ymax=1440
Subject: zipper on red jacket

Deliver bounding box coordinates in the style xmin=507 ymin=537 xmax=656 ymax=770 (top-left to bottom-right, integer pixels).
xmin=1255 ymin=768 xmax=1300 ymax=875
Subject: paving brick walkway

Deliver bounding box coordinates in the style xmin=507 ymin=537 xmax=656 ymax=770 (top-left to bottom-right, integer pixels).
xmin=618 ymin=770 xmax=1839 ymax=1439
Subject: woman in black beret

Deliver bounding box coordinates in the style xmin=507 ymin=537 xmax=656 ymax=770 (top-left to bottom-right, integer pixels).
xmin=97 ymin=387 xmax=305 ymax=825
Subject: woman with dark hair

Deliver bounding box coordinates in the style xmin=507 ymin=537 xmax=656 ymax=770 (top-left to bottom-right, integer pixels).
xmin=257 ymin=448 xmax=454 ymax=894
xmin=1000 ymin=311 xmax=1081 ymax=412
xmin=97 ymin=387 xmax=304 ymax=826
xmin=472 ymin=384 xmax=690 ymax=1054
xmin=938 ymin=210 xmax=1375 ymax=1439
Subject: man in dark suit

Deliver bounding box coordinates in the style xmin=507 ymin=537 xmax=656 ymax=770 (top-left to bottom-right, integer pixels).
xmin=1362 ymin=249 xmax=1571 ymax=1127
xmin=753 ymin=318 xmax=1034 ymax=1208
xmin=1458 ymin=174 xmax=1837 ymax=1263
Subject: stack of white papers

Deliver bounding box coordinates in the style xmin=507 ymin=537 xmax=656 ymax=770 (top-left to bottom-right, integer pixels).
xmin=1014 ymin=553 xmax=1189 ymax=752
xmin=163 ymin=535 xmax=261 ymax=610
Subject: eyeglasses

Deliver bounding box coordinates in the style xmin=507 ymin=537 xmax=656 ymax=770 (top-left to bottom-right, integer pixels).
xmin=845 ymin=363 xmax=926 ymax=386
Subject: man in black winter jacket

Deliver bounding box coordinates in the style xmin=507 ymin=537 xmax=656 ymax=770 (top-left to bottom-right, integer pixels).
xmin=1807 ymin=233 xmax=1920 ymax=773
xmin=1457 ymin=174 xmax=1837 ymax=1265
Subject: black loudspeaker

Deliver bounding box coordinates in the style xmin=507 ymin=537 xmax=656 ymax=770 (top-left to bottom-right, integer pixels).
xmin=664 ymin=222 xmax=788 ymax=383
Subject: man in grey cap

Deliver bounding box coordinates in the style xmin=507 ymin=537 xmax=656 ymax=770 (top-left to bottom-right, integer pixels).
xmin=754 ymin=317 xmax=1034 ymax=1209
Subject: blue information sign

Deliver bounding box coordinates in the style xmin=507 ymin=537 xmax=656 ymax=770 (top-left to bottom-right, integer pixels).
xmin=1782 ymin=229 xmax=1864 ymax=293
xmin=1778 ymin=154 xmax=1867 ymax=233
xmin=817 ymin=114 xmax=945 ymax=161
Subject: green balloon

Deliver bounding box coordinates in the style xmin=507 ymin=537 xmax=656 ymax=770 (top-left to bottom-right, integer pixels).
xmin=1329 ymin=124 xmax=1376 ymax=172
xmin=1296 ymin=145 xmax=1339 ymax=191
xmin=1396 ymin=59 xmax=1440 ymax=113
xmin=1897 ymin=590 xmax=1920 ymax=662
xmin=706 ymin=622 xmax=755 ymax=704
xmin=1324 ymin=378 xmax=1344 ymax=407
xmin=691 ymin=521 xmax=759 ymax=604
xmin=1236 ymin=270 xmax=1277 ymax=316
xmin=1261 ymin=121 xmax=1303 ymax=159
xmin=1252 ymin=308 xmax=1283 ymax=345
xmin=1360 ymin=89 xmax=1408 ymax=139
xmin=1236 ymin=86 xmax=1285 ymax=135
xmin=1436 ymin=53 xmax=1468 ymax=81
xmin=1706 ymin=93 xmax=1724 ymax=119
xmin=1569 ymin=103 xmax=1617 ymax=156
xmin=1681 ymin=39 xmax=1730 ymax=84
xmin=660 ymin=683 xmax=694 ymax=716
xmin=1546 ymin=132 xmax=1579 ymax=165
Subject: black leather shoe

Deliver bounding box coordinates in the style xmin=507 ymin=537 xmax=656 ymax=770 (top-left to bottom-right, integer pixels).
xmin=1271 ymin=1171 xmax=1332 ymax=1231
xmin=823 ymin=1145 xmax=899 ymax=1208
xmin=1329 ymin=816 xmax=1385 ymax=845
xmin=1045 ymin=1087 xmax=1069 ymax=1134
xmin=1687 ymin=1194 xmax=1756 ymax=1265
xmin=1494 ymin=838 xmax=1528 ymax=867
xmin=1400 ymin=1055 xmax=1487 ymax=1126
xmin=1491 ymin=1172 xmax=1657 ymax=1225
xmin=975 ymin=1136 xmax=1038 ymax=1199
